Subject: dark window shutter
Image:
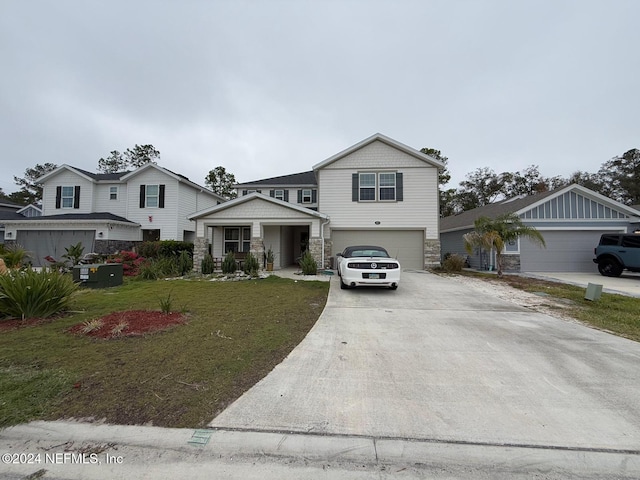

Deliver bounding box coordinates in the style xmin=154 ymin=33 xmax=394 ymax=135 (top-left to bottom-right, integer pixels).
xmin=312 ymin=189 xmax=317 ymax=203
xmin=140 ymin=185 xmax=146 ymax=208
xmin=396 ymin=173 xmax=403 ymax=201
xmin=159 ymin=184 xmax=165 ymax=208
xmin=284 ymin=190 xmax=289 ymax=202
xmin=55 ymin=186 xmax=62 ymax=209
xmin=73 ymin=186 xmax=81 ymax=209
xmin=257 ymin=189 xmax=262 ymax=193
xmin=297 ymin=189 xmax=302 ymax=203
xmin=269 ymin=190 xmax=275 ymax=197
xmin=352 ymin=174 xmax=359 ymax=202
xmin=242 ymin=190 xmax=248 ymax=196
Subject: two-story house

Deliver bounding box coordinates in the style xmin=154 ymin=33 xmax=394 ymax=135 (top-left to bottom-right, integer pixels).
xmin=2 ymin=163 xmax=225 ymax=266
xmin=189 ymin=133 xmax=443 ymax=270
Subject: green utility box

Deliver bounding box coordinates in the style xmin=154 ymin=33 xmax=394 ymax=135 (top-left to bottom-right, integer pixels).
xmin=73 ymin=263 xmax=123 ymax=288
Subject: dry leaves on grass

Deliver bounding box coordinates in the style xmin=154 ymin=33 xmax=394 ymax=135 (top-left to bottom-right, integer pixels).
xmin=67 ymin=310 xmax=186 ymax=339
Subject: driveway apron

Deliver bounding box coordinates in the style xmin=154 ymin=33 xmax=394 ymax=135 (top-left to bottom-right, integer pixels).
xmin=210 ymin=271 xmax=640 ymax=451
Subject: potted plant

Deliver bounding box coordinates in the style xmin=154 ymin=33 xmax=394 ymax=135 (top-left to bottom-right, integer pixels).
xmin=266 ymin=246 xmax=275 ymax=272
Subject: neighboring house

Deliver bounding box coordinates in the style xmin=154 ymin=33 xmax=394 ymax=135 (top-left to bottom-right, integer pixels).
xmin=189 ymin=133 xmax=443 ymax=271
xmin=2 ymin=163 xmax=225 ymax=266
xmin=0 ymin=199 xmax=23 ymax=244
xmin=440 ymin=184 xmax=640 ymax=273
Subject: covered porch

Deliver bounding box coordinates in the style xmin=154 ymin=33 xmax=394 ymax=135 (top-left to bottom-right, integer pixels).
xmin=189 ymin=193 xmax=329 ymax=272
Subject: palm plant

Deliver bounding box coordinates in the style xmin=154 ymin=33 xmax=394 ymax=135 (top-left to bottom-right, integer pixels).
xmin=463 ymin=213 xmax=545 ymax=276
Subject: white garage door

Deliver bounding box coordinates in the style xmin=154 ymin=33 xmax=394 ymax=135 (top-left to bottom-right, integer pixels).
xmin=331 ymin=230 xmax=424 ymax=270
xmin=16 ymin=230 xmax=95 ymax=267
xmin=520 ymin=230 xmax=615 ymax=273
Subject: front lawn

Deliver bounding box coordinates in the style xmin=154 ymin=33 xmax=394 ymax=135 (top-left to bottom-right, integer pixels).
xmin=0 ymin=276 xmax=328 ymax=428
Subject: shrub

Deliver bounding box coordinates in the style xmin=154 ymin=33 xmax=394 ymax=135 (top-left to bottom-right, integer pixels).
xmin=107 ymin=251 xmax=146 ymax=276
xmin=177 ymin=250 xmax=193 ymax=276
xmin=201 ymin=254 xmax=215 ymax=275
xmin=222 ymin=251 xmax=237 ymax=274
xmin=62 ymin=242 xmax=84 ymax=267
xmin=2 ymin=244 xmax=31 ymax=269
xmin=299 ymin=250 xmax=317 ymax=275
xmin=0 ymin=268 xmax=78 ymax=320
xmin=243 ymin=252 xmax=260 ymax=276
xmin=442 ymin=254 xmax=466 ymax=272
xmin=138 ymin=256 xmax=180 ymax=280
xmin=159 ymin=292 xmax=173 ymax=314
xmin=138 ymin=241 xmax=194 ymax=259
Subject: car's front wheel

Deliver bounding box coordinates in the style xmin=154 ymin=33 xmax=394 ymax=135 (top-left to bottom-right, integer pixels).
xmin=598 ymin=257 xmax=623 ymax=277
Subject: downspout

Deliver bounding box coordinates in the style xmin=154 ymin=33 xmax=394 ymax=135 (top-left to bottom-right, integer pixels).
xmin=320 ymin=216 xmax=331 ymax=269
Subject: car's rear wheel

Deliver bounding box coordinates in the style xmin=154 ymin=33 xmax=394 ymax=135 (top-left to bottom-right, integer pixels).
xmin=389 ymin=285 xmax=398 ymax=290
xmin=598 ymin=257 xmax=623 ymax=277
xmin=340 ymin=277 xmax=349 ymax=289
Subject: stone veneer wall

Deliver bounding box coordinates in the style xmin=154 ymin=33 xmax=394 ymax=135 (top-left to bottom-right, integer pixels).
xmin=323 ymin=239 xmax=333 ymax=269
xmin=424 ymin=239 xmax=441 ymax=268
xmin=250 ymin=237 xmax=264 ymax=268
xmin=94 ymin=240 xmax=139 ymax=255
xmin=501 ymin=254 xmax=521 ymax=272
xmin=308 ymin=238 xmax=323 ymax=270
xmin=193 ymin=237 xmax=209 ymax=272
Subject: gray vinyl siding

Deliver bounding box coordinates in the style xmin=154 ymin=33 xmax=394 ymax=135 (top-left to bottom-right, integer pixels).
xmin=521 ymin=192 xmax=632 ymax=220
xmin=440 ymin=229 xmax=483 ymax=268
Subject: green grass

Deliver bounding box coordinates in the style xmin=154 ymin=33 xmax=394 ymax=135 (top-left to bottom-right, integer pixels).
xmin=0 ymin=276 xmax=328 ymax=428
xmin=456 ymin=271 xmax=640 ymax=342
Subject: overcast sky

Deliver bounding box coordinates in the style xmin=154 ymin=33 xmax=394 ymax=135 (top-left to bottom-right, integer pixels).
xmin=1 ymin=0 xmax=638 ymax=195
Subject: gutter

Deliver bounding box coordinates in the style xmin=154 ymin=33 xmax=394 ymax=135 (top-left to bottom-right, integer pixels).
xmin=320 ymin=216 xmax=331 ymax=268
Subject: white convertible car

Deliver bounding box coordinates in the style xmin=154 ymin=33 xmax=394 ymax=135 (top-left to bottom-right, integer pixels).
xmin=336 ymin=245 xmax=401 ymax=290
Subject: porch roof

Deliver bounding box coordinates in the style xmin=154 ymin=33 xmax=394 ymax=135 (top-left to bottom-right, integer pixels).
xmin=188 ymin=192 xmax=329 ymax=221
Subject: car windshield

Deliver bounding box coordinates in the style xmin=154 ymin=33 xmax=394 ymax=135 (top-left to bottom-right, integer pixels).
xmin=347 ymin=249 xmax=389 ymax=258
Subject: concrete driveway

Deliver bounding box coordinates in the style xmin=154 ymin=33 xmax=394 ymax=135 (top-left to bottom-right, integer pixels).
xmin=210 ymin=271 xmax=640 ymax=452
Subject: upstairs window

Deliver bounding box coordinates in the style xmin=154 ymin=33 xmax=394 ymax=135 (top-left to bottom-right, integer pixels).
xmin=56 ymin=185 xmax=80 ymax=209
xmin=378 ymin=173 xmax=396 ymax=201
xmin=302 ymin=189 xmax=312 ymax=203
xmin=274 ymin=189 xmax=284 ymax=201
xmin=358 ymin=173 xmax=376 ymax=201
xmin=61 ymin=186 xmax=74 ymax=208
xmin=139 ymin=184 xmax=165 ymax=208
xmin=109 ymin=186 xmax=118 ymax=200
xmin=146 ymin=185 xmax=159 ymax=207
xmin=352 ymin=172 xmax=403 ymax=202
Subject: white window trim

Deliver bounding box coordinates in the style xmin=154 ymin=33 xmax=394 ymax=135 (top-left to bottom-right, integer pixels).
xmin=378 ymin=172 xmax=396 ymax=202
xmin=61 ymin=186 xmax=74 ymax=209
xmin=224 ymin=227 xmax=251 ymax=252
xmin=146 ymin=185 xmax=159 ymax=208
xmin=503 ymin=238 xmax=520 ymax=255
xmin=358 ymin=173 xmax=377 ymax=202
xmin=302 ymin=189 xmax=312 ymax=203
xmin=275 ymin=189 xmax=285 ymax=201
xmin=109 ymin=186 xmax=118 ymax=200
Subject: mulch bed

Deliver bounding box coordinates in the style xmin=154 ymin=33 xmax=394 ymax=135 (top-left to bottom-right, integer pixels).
xmin=67 ymin=310 xmax=187 ymax=339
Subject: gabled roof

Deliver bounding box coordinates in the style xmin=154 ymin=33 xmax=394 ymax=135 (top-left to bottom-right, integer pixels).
xmin=236 ymin=171 xmax=317 ymax=187
xmin=2 ymin=212 xmax=138 ymax=225
xmin=16 ymin=204 xmax=42 ymax=215
xmin=441 ymin=184 xmax=640 ymax=232
xmin=312 ymin=133 xmax=445 ymax=171
xmin=36 ymin=164 xmax=128 ymax=184
xmin=188 ymin=192 xmax=329 ymax=220
xmin=0 ymin=199 xmax=22 ymax=209
xmin=120 ymin=163 xmax=226 ymax=201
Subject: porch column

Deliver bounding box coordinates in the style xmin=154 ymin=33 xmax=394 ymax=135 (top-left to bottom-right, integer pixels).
xmin=193 ymin=237 xmax=209 ymax=272
xmin=250 ymin=237 xmax=265 ymax=269
xmin=308 ymin=237 xmax=323 ymax=271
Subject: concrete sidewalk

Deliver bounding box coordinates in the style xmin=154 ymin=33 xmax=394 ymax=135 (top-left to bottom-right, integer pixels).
xmin=1 ymin=421 xmax=637 ymax=479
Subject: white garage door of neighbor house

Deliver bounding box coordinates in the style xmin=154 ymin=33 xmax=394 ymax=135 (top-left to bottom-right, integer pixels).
xmin=16 ymin=230 xmax=96 ymax=267
xmin=520 ymin=230 xmax=612 ymax=273
xmin=331 ymin=230 xmax=424 ymax=270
